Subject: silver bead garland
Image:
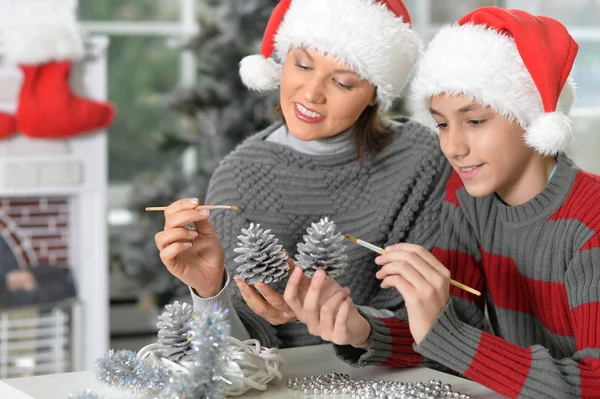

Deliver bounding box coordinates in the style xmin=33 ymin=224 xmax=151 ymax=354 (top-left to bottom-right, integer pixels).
xmin=287 ymin=373 xmax=471 ymax=399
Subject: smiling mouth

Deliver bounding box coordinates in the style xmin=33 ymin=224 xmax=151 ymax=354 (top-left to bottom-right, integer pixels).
xmin=294 ymin=103 xmax=324 ymax=119
xmin=460 ymin=166 xmax=479 ymax=172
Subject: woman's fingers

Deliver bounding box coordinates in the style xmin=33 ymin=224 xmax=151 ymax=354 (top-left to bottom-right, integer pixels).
xmin=159 ymin=242 xmax=193 ymax=267
xmin=164 ymin=208 xmax=211 ymax=230
xmin=254 ymin=283 xmax=296 ymax=320
xmin=283 ymin=267 xmax=305 ymax=316
xmin=164 ymin=198 xmax=199 ymax=216
xmin=155 ymin=227 xmax=198 ymax=251
xmin=236 ymin=277 xmax=285 ymax=324
xmin=303 ymin=269 xmax=328 ymax=331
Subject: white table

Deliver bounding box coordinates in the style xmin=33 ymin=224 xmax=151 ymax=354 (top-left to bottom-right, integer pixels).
xmin=0 ymin=344 xmax=504 ymax=398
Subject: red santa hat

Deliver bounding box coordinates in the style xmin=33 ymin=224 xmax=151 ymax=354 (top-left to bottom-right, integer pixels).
xmin=411 ymin=7 xmax=579 ymax=156
xmin=239 ymin=0 xmax=421 ymax=111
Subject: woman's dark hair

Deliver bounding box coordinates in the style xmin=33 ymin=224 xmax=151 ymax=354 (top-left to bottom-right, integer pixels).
xmin=270 ymin=103 xmax=393 ymax=162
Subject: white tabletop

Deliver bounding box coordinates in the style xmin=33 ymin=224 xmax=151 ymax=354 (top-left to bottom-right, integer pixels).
xmin=0 ymin=344 xmax=504 ymax=398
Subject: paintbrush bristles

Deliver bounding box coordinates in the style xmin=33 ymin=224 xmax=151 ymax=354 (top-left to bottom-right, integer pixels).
xmin=344 ymin=234 xmax=357 ymax=243
xmin=344 ymin=234 xmax=385 ymax=254
xmin=145 ymin=205 xmax=239 ymax=212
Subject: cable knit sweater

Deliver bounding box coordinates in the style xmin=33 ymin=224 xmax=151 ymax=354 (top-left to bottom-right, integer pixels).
xmin=203 ymin=118 xmax=451 ymax=348
xmin=336 ymin=154 xmax=600 ymax=399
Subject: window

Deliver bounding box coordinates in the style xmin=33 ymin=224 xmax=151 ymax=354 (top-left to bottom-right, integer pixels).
xmin=79 ymin=0 xmax=198 ymax=225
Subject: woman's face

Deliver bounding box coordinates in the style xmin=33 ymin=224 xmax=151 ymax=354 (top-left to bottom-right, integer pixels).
xmin=279 ymin=47 xmax=377 ymax=141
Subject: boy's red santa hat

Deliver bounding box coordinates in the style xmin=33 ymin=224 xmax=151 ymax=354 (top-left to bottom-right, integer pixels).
xmin=412 ymin=7 xmax=579 ymax=156
xmin=239 ymin=0 xmax=421 ymax=111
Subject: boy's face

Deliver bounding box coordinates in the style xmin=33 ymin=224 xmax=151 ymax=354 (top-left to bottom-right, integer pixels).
xmin=430 ymin=94 xmax=538 ymax=200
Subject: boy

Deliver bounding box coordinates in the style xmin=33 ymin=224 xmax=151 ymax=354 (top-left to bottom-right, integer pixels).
xmin=284 ymin=6 xmax=600 ymax=399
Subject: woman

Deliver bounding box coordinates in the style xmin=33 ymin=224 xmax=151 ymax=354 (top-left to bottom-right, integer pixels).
xmin=154 ymin=0 xmax=451 ymax=349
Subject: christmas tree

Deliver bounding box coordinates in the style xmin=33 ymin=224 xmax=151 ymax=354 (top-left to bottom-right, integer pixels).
xmin=114 ymin=0 xmax=280 ymax=307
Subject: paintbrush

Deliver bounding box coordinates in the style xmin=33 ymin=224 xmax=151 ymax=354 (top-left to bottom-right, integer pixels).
xmin=344 ymin=234 xmax=481 ymax=297
xmin=145 ymin=205 xmax=239 ymax=212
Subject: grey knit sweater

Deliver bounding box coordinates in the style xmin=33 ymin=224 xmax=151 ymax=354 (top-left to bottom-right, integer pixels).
xmin=204 ymin=118 xmax=451 ymax=348
xmin=335 ymin=154 xmax=600 ymax=398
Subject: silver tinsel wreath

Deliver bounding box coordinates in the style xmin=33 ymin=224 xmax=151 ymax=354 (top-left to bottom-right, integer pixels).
xmin=295 ymin=217 xmax=348 ymax=277
xmin=234 ymin=223 xmax=289 ymax=284
xmin=82 ymin=305 xmax=231 ymax=399
xmin=156 ymin=301 xmax=195 ymax=362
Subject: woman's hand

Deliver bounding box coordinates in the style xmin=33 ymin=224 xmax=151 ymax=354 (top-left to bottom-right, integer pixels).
xmin=376 ymin=243 xmax=450 ymax=344
xmin=284 ymin=268 xmax=371 ymax=349
xmin=234 ymin=257 xmax=342 ymax=325
xmin=154 ymin=198 xmax=225 ymax=298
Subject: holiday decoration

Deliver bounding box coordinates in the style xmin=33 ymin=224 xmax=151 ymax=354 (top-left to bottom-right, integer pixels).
xmin=2 ymin=0 xmax=115 ymax=139
xmin=116 ymin=1 xmax=280 ymax=307
xmin=137 ymin=302 xmax=284 ymax=396
xmin=234 ymin=223 xmax=289 ymax=285
xmin=88 ymin=305 xmax=231 ymax=399
xmin=95 ymin=349 xmax=171 ymax=396
xmin=0 ymin=112 xmax=16 ymax=139
xmin=156 ymin=301 xmax=195 ymax=362
xmin=296 ymin=217 xmax=348 ymax=277
xmin=14 ymin=62 xmax=115 ymax=139
xmin=287 ymin=374 xmax=471 ymax=399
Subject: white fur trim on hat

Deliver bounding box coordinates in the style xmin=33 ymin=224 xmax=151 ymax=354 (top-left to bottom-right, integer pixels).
xmin=275 ymin=0 xmax=421 ymax=110
xmin=525 ymin=112 xmax=572 ymax=156
xmin=246 ymin=0 xmax=421 ymax=110
xmin=0 ymin=0 xmax=84 ymax=64
xmin=411 ymin=23 xmax=575 ymax=155
xmin=239 ymin=55 xmax=282 ymax=91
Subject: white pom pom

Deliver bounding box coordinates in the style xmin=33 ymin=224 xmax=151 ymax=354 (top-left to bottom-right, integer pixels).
xmin=557 ymin=77 xmax=576 ymax=115
xmin=239 ymin=55 xmax=281 ymax=91
xmin=525 ymin=112 xmax=573 ymax=156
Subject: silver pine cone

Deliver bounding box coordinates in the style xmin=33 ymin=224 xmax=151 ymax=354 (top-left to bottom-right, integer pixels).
xmin=295 ymin=217 xmax=348 ymax=278
xmin=234 ymin=223 xmax=289 ymax=284
xmin=156 ymin=301 xmax=194 ymax=362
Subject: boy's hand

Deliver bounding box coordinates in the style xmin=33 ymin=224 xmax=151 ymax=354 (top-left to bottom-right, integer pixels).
xmin=375 ymin=243 xmax=450 ymax=344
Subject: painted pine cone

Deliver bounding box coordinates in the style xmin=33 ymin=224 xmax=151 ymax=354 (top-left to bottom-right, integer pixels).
xmin=156 ymin=301 xmax=195 ymax=362
xmin=295 ymin=217 xmax=348 ymax=277
xmin=234 ymin=223 xmax=289 ymax=284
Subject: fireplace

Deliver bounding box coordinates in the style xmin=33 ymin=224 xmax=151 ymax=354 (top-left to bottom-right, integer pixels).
xmin=0 ymin=35 xmax=110 ymax=373
xmin=0 ymin=197 xmax=70 ymax=268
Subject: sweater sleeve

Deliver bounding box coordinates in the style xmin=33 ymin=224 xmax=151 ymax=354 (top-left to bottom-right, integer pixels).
xmin=201 ymin=160 xmax=281 ymax=348
xmin=190 ymin=270 xmax=251 ymax=341
xmin=335 ymin=171 xmax=489 ymax=368
xmin=415 ymin=233 xmax=600 ymax=399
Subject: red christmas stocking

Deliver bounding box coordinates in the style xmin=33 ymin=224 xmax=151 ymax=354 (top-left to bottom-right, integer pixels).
xmin=0 ymin=112 xmax=16 ymax=139
xmin=15 ymin=61 xmax=116 ymax=139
